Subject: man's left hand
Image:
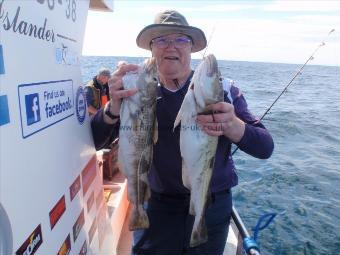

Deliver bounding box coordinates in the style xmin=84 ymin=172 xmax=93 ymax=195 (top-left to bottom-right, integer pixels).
xmin=196 ymin=102 xmax=245 ymax=143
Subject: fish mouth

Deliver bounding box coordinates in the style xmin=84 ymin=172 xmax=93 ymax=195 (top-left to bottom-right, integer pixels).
xmin=206 ymin=54 xmax=218 ymax=77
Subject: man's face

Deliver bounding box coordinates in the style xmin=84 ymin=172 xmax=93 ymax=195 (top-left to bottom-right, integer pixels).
xmin=151 ymin=33 xmax=192 ymax=80
xmin=97 ymin=75 xmax=110 ymax=86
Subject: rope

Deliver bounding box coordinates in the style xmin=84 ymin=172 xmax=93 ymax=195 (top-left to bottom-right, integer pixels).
xmin=252 ymin=213 xmax=277 ymax=242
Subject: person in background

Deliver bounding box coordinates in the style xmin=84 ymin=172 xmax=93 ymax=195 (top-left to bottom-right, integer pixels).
xmin=84 ymin=67 xmax=111 ymax=115
xmin=91 ymin=10 xmax=274 ymax=255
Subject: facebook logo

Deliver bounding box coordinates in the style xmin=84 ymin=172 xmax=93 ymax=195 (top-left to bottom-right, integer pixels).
xmin=25 ymin=93 xmax=41 ymax=125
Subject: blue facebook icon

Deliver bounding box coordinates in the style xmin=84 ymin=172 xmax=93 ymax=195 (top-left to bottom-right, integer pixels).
xmin=25 ymin=93 xmax=41 ymax=125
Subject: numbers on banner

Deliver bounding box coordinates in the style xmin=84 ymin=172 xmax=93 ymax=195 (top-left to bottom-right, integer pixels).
xmin=65 ymin=0 xmax=77 ymax=22
xmin=36 ymin=0 xmax=77 ymax=22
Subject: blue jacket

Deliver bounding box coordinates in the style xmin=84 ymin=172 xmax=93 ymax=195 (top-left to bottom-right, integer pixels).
xmin=91 ymin=76 xmax=274 ymax=194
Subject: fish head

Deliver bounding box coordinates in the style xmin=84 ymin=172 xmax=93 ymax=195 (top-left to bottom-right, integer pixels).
xmin=193 ymin=54 xmax=224 ymax=109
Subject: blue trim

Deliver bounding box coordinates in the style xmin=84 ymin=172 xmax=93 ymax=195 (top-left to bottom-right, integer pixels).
xmin=0 ymin=45 xmax=5 ymax=75
xmin=0 ymin=95 xmax=10 ymax=126
xmin=243 ymin=237 xmax=260 ymax=254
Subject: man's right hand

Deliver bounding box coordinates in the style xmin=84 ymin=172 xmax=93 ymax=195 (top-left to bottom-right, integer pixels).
xmin=106 ymin=62 xmax=139 ymax=117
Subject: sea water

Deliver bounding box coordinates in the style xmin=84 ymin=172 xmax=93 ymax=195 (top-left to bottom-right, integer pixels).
xmin=81 ymin=56 xmax=340 ymax=255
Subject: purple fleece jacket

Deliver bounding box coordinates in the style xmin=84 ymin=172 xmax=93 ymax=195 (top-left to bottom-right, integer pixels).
xmin=91 ymin=78 xmax=274 ymax=194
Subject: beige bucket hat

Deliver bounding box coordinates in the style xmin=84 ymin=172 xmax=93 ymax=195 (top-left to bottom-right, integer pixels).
xmin=136 ymin=10 xmax=207 ymax=53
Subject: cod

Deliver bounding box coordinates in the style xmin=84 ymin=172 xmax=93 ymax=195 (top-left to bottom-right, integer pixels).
xmin=118 ymin=58 xmax=158 ymax=230
xmin=174 ymin=54 xmax=224 ymax=247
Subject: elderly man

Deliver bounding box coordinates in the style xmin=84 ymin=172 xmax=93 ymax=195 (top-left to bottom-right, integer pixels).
xmin=91 ymin=10 xmax=274 ymax=255
xmin=84 ymin=67 xmax=111 ymax=115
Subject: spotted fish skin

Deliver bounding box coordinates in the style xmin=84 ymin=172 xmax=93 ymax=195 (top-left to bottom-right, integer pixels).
xmin=174 ymin=54 xmax=224 ymax=247
xmin=118 ymin=58 xmax=158 ymax=231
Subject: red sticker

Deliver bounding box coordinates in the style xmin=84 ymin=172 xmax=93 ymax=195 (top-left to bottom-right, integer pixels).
xmin=70 ymin=175 xmax=81 ymax=201
xmin=49 ymin=195 xmax=66 ymax=230
xmin=87 ymin=191 xmax=94 ymax=213
xmin=82 ymin=156 xmax=97 ymax=196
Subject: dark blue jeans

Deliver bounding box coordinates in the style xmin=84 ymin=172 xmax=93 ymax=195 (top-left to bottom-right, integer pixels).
xmin=132 ymin=189 xmax=232 ymax=255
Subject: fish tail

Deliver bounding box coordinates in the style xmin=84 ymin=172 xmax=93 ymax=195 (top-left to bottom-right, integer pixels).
xmin=129 ymin=204 xmax=149 ymax=231
xmin=190 ymin=216 xmax=208 ymax=247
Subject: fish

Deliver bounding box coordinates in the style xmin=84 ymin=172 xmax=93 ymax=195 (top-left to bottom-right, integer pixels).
xmin=174 ymin=54 xmax=224 ymax=247
xmin=118 ymin=58 xmax=158 ymax=230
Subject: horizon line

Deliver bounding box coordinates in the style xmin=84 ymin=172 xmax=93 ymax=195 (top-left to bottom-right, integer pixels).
xmin=81 ymin=54 xmax=339 ymax=68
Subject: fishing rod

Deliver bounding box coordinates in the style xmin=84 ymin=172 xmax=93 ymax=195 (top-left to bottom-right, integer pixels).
xmin=173 ymin=23 xmax=217 ymax=91
xmin=202 ymin=23 xmax=217 ymax=58
xmin=231 ymin=28 xmax=335 ymax=156
xmin=229 ymin=28 xmax=335 ymax=255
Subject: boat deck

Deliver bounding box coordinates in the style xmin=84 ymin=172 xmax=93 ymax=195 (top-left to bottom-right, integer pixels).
xmin=98 ymin=170 xmax=242 ymax=255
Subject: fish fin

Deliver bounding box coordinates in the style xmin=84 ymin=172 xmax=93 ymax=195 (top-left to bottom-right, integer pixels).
xmin=173 ymin=89 xmax=197 ymax=131
xmin=189 ymin=198 xmax=195 ymax=216
xmin=117 ymin=146 xmax=127 ymax=177
xmin=209 ymin=156 xmax=215 ymax=169
xmin=181 ymin=161 xmax=191 ymax=189
xmin=190 ymin=216 xmax=208 ymax=247
xmin=153 ymin=118 xmax=158 ymax=144
xmin=139 ymin=170 xmax=149 ymax=183
xmin=138 ymin=146 xmax=152 ymax=202
xmin=173 ymin=89 xmax=194 ymax=131
xmin=129 ymin=204 xmax=149 ymax=231
xmin=126 ymin=179 xmax=135 ymax=203
xmin=144 ymin=184 xmax=151 ymax=202
xmin=140 ymin=171 xmax=151 ymax=201
xmin=173 ymin=110 xmax=182 ymax=131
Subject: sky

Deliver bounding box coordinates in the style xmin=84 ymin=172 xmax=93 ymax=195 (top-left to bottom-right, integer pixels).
xmin=82 ymin=0 xmax=340 ymax=66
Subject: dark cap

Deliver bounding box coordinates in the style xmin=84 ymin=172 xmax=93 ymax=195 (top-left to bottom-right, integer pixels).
xmin=98 ymin=67 xmax=111 ymax=77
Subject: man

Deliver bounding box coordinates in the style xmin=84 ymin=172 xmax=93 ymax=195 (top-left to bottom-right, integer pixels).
xmin=84 ymin=67 xmax=111 ymax=115
xmin=91 ymin=10 xmax=274 ymax=255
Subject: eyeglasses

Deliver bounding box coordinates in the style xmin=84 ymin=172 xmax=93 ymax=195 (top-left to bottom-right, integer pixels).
xmin=151 ymin=36 xmax=192 ymax=49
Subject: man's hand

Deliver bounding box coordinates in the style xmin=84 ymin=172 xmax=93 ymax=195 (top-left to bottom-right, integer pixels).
xmin=196 ymin=102 xmax=245 ymax=143
xmin=104 ymin=62 xmax=139 ymax=123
